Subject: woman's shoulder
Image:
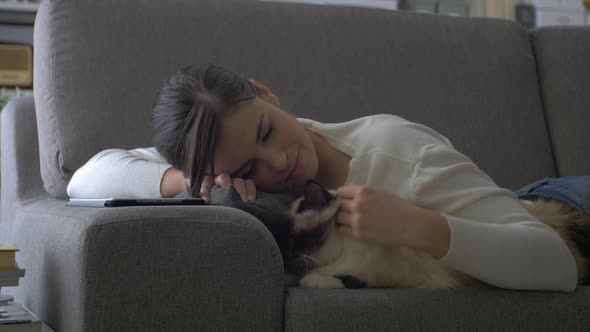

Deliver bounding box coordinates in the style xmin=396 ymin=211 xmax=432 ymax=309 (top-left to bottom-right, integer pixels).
xmin=362 ymin=114 xmax=451 ymax=143
xmin=128 ymin=147 xmax=169 ymax=163
xmin=299 ymin=114 xmax=454 ymax=163
xmin=87 ymin=146 xmax=170 ymax=164
xmin=352 ymin=114 xmax=453 ymax=162
xmin=303 ymin=114 xmax=450 ymax=141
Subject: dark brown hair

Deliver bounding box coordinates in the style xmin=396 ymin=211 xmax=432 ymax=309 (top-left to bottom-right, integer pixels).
xmin=152 ymin=63 xmax=262 ymax=197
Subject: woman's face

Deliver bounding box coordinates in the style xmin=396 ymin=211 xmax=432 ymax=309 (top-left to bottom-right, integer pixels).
xmin=210 ymin=96 xmax=319 ymax=192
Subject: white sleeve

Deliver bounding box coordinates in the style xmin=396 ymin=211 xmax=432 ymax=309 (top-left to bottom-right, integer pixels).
xmin=66 ymin=147 xmax=173 ymax=199
xmin=413 ymin=144 xmax=578 ymax=292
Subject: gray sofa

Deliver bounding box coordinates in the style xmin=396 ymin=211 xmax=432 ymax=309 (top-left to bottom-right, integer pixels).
xmin=1 ymin=0 xmax=590 ymax=331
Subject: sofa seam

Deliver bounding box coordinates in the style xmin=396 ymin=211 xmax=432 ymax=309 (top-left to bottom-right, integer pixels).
xmin=526 ymin=29 xmax=560 ymax=177
xmin=46 ymin=0 xmax=69 ymax=193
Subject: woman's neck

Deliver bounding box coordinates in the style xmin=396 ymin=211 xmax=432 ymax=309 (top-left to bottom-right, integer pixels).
xmin=308 ymin=129 xmax=351 ymax=190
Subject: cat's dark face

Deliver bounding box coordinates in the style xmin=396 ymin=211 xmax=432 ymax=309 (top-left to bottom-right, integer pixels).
xmin=294 ymin=180 xmax=337 ymax=214
xmin=208 ymin=180 xmax=338 ymax=274
xmin=282 ymin=180 xmax=340 ymax=274
xmin=289 ymin=180 xmax=339 ymax=231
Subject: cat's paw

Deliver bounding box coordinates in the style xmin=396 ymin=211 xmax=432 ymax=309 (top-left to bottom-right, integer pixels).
xmin=334 ymin=274 xmax=367 ymax=289
xmin=300 ymin=273 xmax=345 ymax=289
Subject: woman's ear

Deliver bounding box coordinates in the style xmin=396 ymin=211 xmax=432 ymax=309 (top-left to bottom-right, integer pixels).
xmin=248 ymin=78 xmax=281 ymax=108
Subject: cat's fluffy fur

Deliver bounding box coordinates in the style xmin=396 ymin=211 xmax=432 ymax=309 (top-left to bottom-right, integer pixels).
xmin=279 ymin=181 xmax=590 ymax=289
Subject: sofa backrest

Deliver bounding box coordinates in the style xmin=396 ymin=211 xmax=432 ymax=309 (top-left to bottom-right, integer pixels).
xmin=530 ymin=27 xmax=590 ymax=177
xmin=34 ymin=0 xmax=555 ymax=198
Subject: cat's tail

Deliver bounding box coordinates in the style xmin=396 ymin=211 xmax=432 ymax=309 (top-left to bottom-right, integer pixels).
xmin=522 ymin=199 xmax=590 ymax=285
xmin=567 ymin=217 xmax=590 ymax=284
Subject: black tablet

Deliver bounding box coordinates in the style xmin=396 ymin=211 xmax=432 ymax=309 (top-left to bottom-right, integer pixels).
xmin=66 ymin=197 xmax=206 ymax=207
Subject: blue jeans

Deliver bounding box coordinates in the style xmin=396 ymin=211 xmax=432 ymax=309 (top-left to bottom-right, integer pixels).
xmin=514 ymin=176 xmax=590 ymax=216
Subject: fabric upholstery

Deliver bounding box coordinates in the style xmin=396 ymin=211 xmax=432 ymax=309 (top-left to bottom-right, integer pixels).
xmin=1 ymin=0 xmax=586 ymax=331
xmin=285 ymin=286 xmax=590 ymax=331
xmin=34 ymin=0 xmax=553 ymax=199
xmin=9 ymin=197 xmax=284 ymax=331
xmin=530 ymin=27 xmax=590 ymax=177
xmin=0 ymin=95 xmax=46 ymax=243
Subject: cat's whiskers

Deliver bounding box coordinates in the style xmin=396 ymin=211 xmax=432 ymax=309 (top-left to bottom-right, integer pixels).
xmin=299 ymin=252 xmax=320 ymax=270
xmin=287 ymin=251 xmax=319 ymax=272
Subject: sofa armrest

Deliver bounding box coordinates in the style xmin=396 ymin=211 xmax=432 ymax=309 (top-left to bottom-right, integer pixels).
xmin=0 ymin=95 xmax=45 ymax=200
xmin=13 ymin=199 xmax=285 ymax=331
xmin=1 ymin=95 xmax=47 ymax=243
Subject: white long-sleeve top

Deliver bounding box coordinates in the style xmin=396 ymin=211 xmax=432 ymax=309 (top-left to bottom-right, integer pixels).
xmin=67 ymin=114 xmax=577 ymax=292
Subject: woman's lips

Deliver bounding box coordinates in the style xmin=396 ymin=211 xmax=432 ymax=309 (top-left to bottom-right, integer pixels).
xmin=287 ymin=148 xmax=302 ymax=182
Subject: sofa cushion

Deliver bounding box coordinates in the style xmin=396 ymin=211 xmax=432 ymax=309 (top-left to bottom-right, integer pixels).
xmin=285 ymin=286 xmax=590 ymax=331
xmin=34 ymin=0 xmax=554 ymax=199
xmin=0 ymin=95 xmax=46 ymax=244
xmin=530 ymin=27 xmax=590 ymax=177
xmin=11 ymin=197 xmax=286 ymax=331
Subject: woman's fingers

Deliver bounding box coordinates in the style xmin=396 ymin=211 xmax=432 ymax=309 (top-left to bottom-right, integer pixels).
xmin=199 ymin=175 xmax=214 ymax=203
xmin=337 ymin=183 xmax=363 ymax=199
xmin=233 ymin=178 xmax=256 ymax=202
xmin=211 ymin=173 xmax=255 ymax=202
xmin=245 ymin=179 xmax=256 ymax=201
xmin=338 ymin=199 xmax=355 ymax=213
xmin=335 ymin=209 xmax=352 ymax=227
xmin=232 ymin=178 xmax=248 ymax=201
xmin=335 ymin=210 xmax=359 ymax=239
xmin=215 ymin=173 xmax=232 ymax=187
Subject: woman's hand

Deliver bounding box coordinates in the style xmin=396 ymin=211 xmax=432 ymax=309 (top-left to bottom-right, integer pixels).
xmin=336 ymin=184 xmax=433 ymax=250
xmin=199 ymin=173 xmax=257 ymax=204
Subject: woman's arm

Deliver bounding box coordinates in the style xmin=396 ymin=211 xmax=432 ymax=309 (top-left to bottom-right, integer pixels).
xmin=160 ymin=167 xmax=190 ymax=198
xmin=411 ymin=208 xmax=451 ymax=259
xmin=67 ymin=147 xmax=176 ymax=198
xmin=413 ymin=144 xmax=577 ymax=292
xmin=336 ymin=182 xmax=452 ymax=259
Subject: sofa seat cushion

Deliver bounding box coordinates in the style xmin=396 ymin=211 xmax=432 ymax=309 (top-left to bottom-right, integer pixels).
xmin=285 ymin=286 xmax=590 ymax=331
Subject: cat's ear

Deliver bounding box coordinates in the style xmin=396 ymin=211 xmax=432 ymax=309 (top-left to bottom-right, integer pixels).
xmin=303 ymin=180 xmax=333 ymax=208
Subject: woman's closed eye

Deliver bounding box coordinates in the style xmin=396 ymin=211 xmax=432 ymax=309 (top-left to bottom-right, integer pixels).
xmin=243 ymin=123 xmax=273 ymax=178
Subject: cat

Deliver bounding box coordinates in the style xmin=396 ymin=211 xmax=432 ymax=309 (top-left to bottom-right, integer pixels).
xmin=279 ymin=180 xmax=590 ymax=289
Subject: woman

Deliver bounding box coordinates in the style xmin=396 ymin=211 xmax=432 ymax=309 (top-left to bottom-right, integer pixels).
xmin=67 ymin=63 xmax=577 ymax=292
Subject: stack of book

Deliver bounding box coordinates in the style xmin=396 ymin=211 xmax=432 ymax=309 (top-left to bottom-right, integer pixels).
xmin=0 ymin=244 xmax=42 ymax=331
xmin=0 ymin=245 xmax=25 ymax=289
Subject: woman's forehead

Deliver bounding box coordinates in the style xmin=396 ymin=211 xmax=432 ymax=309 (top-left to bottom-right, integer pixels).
xmin=208 ymin=102 xmax=265 ymax=175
